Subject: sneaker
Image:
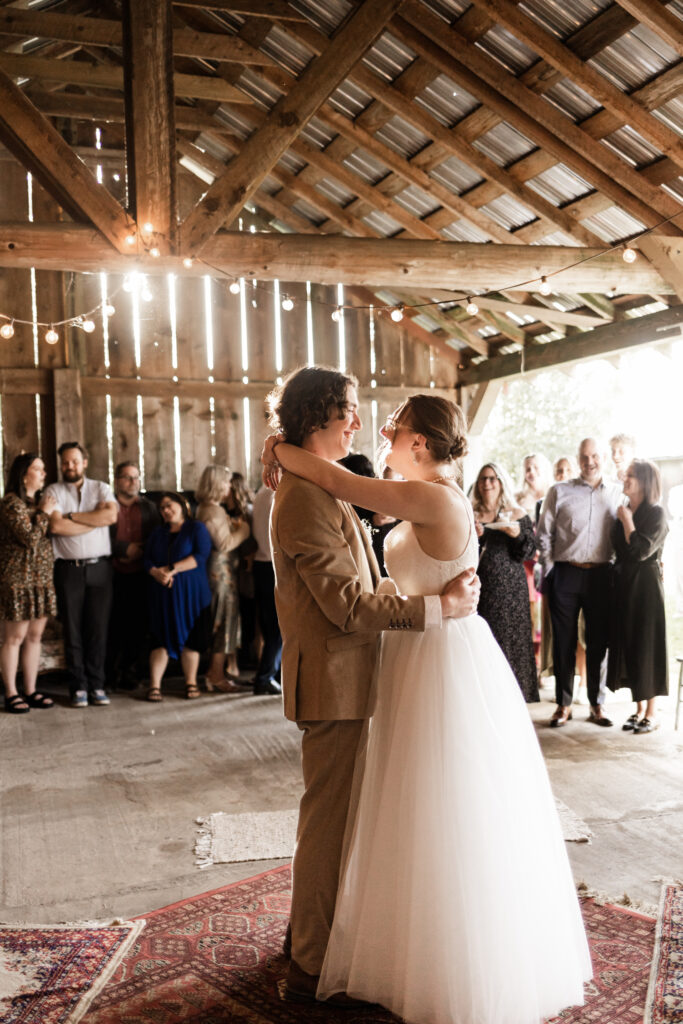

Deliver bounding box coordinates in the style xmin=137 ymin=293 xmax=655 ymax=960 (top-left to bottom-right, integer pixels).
xmin=89 ymin=689 xmax=110 ymax=706
xmin=71 ymin=690 xmax=88 ymax=708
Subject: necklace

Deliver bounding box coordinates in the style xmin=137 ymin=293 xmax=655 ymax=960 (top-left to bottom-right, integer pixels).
xmin=429 ymin=473 xmax=457 ymax=484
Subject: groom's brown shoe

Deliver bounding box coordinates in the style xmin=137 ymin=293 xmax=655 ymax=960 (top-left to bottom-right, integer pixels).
xmin=284 ymin=961 xmax=374 ymax=1008
xmin=282 ymin=922 xmax=292 ymax=958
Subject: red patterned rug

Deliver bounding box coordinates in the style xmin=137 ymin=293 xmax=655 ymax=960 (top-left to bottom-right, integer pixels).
xmin=0 ymin=920 xmax=143 ymax=1024
xmin=645 ymin=884 xmax=683 ymax=1024
xmin=80 ymin=864 xmax=656 ymax=1024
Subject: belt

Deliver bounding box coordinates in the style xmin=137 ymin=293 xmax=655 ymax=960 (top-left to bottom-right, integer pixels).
xmin=58 ymin=556 xmax=110 ymax=567
xmin=566 ymin=561 xmax=609 ymax=570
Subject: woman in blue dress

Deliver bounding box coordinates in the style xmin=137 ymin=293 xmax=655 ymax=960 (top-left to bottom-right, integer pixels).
xmin=145 ymin=492 xmax=212 ymax=701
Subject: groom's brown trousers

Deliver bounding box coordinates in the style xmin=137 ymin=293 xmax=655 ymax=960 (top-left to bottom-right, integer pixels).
xmin=291 ymin=718 xmax=367 ymax=977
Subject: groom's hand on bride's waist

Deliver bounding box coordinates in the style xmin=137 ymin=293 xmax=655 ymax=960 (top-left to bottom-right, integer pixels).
xmin=440 ymin=569 xmax=480 ymax=619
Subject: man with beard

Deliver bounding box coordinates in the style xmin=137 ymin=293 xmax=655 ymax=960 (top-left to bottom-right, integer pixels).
xmin=45 ymin=442 xmax=118 ymax=707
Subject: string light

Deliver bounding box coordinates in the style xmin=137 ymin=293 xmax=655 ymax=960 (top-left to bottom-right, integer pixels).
xmin=149 ymin=247 xmax=161 ymax=259
xmin=229 ymin=280 xmax=241 ymax=295
xmin=331 ymin=306 xmax=342 ymax=322
xmin=183 ymin=257 xmax=193 ymax=269
xmin=466 ymin=298 xmax=479 ymax=316
xmin=390 ymin=304 xmax=405 ymax=322
xmin=622 ymin=246 xmax=637 ymax=263
xmin=142 ymin=285 xmax=153 ymax=302
xmin=122 ymin=276 xmax=133 ymax=293
xmin=45 ymin=326 xmax=59 ymax=345
xmin=539 ymin=277 xmax=552 ymax=296
xmin=143 ymin=222 xmax=154 ymax=234
xmin=0 ymin=321 xmax=15 ymax=339
xmin=125 ymin=234 xmax=135 ymax=246
xmin=281 ymin=295 xmax=294 ymax=311
xmin=104 ymin=303 xmax=116 ymax=317
xmin=81 ymin=319 xmax=96 ymax=333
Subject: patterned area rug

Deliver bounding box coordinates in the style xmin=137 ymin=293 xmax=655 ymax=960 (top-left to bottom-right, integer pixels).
xmin=194 ymin=798 xmax=591 ymax=868
xmin=645 ymin=884 xmax=683 ymax=1024
xmin=0 ymin=921 xmax=144 ymax=1024
xmin=82 ymin=865 xmax=656 ymax=1024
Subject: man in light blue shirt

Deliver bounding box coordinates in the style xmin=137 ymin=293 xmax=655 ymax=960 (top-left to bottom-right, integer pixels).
xmin=537 ymin=438 xmax=622 ymax=728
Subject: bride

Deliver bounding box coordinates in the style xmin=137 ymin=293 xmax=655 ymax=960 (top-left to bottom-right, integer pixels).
xmin=264 ymin=393 xmax=592 ymax=1024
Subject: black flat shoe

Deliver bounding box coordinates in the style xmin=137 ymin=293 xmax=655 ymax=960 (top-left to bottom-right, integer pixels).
xmin=5 ymin=694 xmax=29 ymax=714
xmin=26 ymin=692 xmax=54 ymax=709
xmin=622 ymin=714 xmax=640 ymax=731
xmin=634 ymin=717 xmax=660 ymax=734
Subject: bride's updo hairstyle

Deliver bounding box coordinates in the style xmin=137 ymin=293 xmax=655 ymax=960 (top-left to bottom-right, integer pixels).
xmin=395 ymin=394 xmax=468 ymax=462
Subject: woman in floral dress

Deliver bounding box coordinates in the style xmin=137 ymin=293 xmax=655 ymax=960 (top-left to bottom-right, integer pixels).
xmin=0 ymin=452 xmax=57 ymax=713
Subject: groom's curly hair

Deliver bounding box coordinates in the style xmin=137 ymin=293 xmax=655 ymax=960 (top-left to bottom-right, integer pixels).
xmin=267 ymin=366 xmax=358 ymax=447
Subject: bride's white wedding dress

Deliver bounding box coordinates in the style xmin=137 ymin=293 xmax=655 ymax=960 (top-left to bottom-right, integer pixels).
xmin=317 ymin=507 xmax=592 ymax=1024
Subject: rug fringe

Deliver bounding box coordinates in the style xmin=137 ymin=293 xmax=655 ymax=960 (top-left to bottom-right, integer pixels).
xmin=576 ymin=880 xmax=658 ymax=918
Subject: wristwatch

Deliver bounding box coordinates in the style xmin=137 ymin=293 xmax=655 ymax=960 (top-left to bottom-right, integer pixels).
xmin=65 ymin=511 xmax=73 ymax=521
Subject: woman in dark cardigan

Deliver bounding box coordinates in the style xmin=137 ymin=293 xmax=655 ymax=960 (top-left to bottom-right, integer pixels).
xmin=607 ymin=459 xmax=668 ymax=734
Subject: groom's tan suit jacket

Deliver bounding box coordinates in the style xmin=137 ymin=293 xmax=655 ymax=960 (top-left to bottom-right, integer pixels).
xmin=270 ymin=473 xmax=427 ymax=723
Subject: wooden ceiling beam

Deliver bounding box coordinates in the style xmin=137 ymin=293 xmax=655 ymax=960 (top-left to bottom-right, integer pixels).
xmin=393 ymin=7 xmax=679 ymax=228
xmin=0 ymin=53 xmax=253 ymax=103
xmin=637 ymin=235 xmax=683 ymax=303
xmin=180 ymin=0 xmax=406 ymax=254
xmin=0 ymin=224 xmax=671 ymax=293
xmin=122 ymin=0 xmax=177 ymax=253
xmin=468 ymin=0 xmax=683 ymax=170
xmin=612 ymin=0 xmax=683 ymax=59
xmin=0 ymin=72 xmax=135 ymax=252
xmin=0 ymin=8 xmax=275 ymax=64
xmin=171 ymin=0 xmax=307 ymax=18
xmin=420 ymin=292 xmax=609 ymax=329
xmin=458 ymin=304 xmax=683 ymax=385
xmin=26 ymin=89 xmax=223 ymax=132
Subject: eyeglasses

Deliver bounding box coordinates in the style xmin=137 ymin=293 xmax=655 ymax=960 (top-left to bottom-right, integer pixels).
xmin=117 ymin=474 xmax=140 ymax=482
xmin=479 ymin=475 xmax=498 ymax=483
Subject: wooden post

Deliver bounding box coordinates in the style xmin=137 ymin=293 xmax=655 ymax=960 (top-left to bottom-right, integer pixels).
xmin=53 ymin=367 xmax=84 ymax=454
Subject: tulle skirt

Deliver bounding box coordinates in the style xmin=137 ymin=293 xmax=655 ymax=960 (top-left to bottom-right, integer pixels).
xmin=317 ymin=614 xmax=592 ymax=1024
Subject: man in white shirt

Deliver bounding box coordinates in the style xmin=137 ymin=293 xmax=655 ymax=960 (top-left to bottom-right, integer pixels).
xmin=537 ymin=438 xmax=622 ymax=728
xmin=45 ymin=442 xmax=118 ymax=707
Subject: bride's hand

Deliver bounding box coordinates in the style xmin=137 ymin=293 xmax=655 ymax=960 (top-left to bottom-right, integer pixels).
xmin=261 ymin=434 xmax=284 ymax=490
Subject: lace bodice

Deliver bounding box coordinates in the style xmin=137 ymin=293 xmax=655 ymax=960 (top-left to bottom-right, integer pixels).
xmin=384 ymin=502 xmax=478 ymax=597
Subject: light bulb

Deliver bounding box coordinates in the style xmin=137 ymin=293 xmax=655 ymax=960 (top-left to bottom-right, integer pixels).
xmin=229 ymin=281 xmax=241 ymax=295
xmin=125 ymin=234 xmax=135 ymax=246
xmin=104 ymin=303 xmax=116 ymax=317
xmin=149 ymin=247 xmax=160 ymax=258
xmin=281 ymin=295 xmax=294 ymax=311
xmin=539 ymin=277 xmax=551 ymax=296
xmin=331 ymin=306 xmax=342 ymax=322
xmin=143 ymin=221 xmax=154 ymax=234
xmin=81 ymin=319 xmax=96 ymax=333
xmin=183 ymin=257 xmax=193 ymax=269
xmin=113 ymin=173 xmax=121 ymax=182
xmin=45 ymin=327 xmax=59 ymax=345
xmin=122 ymin=276 xmax=133 ymax=293
xmin=390 ymin=305 xmax=404 ymax=323
xmin=142 ymin=287 xmax=153 ymax=302
xmin=466 ymin=299 xmax=479 ymax=316
xmin=0 ymin=322 xmax=15 ymax=339
xmin=622 ymin=246 xmax=637 ymax=263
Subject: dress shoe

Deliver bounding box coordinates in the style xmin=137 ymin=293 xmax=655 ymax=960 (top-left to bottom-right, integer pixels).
xmin=284 ymin=961 xmax=319 ymax=1003
xmin=634 ymin=717 xmax=660 ymax=734
xmin=622 ymin=714 xmax=640 ymax=731
xmin=282 ymin=922 xmax=292 ymax=958
xmin=549 ymin=706 xmax=572 ymax=728
xmin=253 ymin=679 xmax=282 ymax=696
xmin=588 ymin=707 xmax=613 ymax=727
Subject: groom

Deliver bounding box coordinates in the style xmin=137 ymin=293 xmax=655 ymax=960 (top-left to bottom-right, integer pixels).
xmin=266 ymin=366 xmax=480 ymax=1002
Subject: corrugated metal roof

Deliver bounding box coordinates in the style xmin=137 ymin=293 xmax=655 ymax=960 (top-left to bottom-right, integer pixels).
xmin=526 ymin=164 xmax=592 ymax=204
xmin=414 ymin=74 xmax=480 ymax=126
xmin=300 ymin=117 xmax=336 ymax=150
xmin=429 ymin=157 xmax=484 ymax=194
xmin=476 ymin=26 xmax=538 ymax=76
xmin=361 ymin=209 xmax=404 ymax=235
xmin=259 ymin=23 xmax=313 ymax=76
xmin=291 ymin=197 xmax=328 ymax=224
xmin=472 ymin=123 xmax=536 ymax=166
xmin=392 ymin=185 xmax=442 ymax=216
xmin=662 ymin=178 xmax=683 ymax=204
xmin=590 ymin=26 xmax=678 ymax=91
xmin=362 ymin=31 xmax=416 ymax=82
xmin=581 ymin=206 xmax=647 ymax=243
xmin=530 ymin=231 xmax=583 ymax=246
xmin=289 ymin=0 xmax=350 ymax=36
xmin=315 ymin=177 xmax=358 ymax=207
xmin=328 ymin=81 xmax=374 ymax=119
xmin=480 ymin=194 xmax=536 ymax=229
xmin=375 ymin=116 xmax=433 ymax=158
xmin=342 ymin=149 xmax=389 ymax=186
xmin=440 ymin=220 xmax=492 ymax=243
xmin=517 ymin=0 xmax=611 ymax=39
xmin=235 ymin=69 xmax=282 ymax=109
xmin=420 ymin=0 xmax=472 ymax=21
xmin=602 ymin=126 xmax=662 ymax=167
xmin=652 ymin=98 xmax=683 ymax=138
xmin=543 ymin=78 xmax=602 ymax=121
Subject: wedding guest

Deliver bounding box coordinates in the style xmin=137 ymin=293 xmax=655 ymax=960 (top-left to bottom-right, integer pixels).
xmin=0 ymin=453 xmax=57 ymax=713
xmin=516 ymin=453 xmax=552 ymax=668
xmin=226 ymin=471 xmax=257 ymax=673
xmin=471 ymin=462 xmax=539 ymax=701
xmin=106 ymin=461 xmax=159 ymax=690
xmin=145 ymin=492 xmax=212 ymax=701
xmin=339 ymin=455 xmax=400 ymax=576
xmin=553 ymin=456 xmax=577 ymax=483
xmin=609 ymin=433 xmax=637 ymax=483
xmin=537 ymin=439 xmax=622 ymax=728
xmin=608 ymin=460 xmax=668 ymax=733
xmin=45 ymin=442 xmax=118 ymax=708
xmin=196 ymin=467 xmax=250 ymax=692
xmin=251 ymin=484 xmax=282 ymax=695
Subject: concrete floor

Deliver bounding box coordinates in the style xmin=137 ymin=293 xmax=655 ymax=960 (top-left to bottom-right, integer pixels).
xmin=1 ymin=676 xmax=682 ymax=925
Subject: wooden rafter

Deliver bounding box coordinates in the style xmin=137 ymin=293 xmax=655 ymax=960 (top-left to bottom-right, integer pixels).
xmin=0 ymin=70 xmax=135 ymax=253
xmin=26 ymin=90 xmax=223 ymax=133
xmin=171 ymin=0 xmax=307 ymax=18
xmin=392 ymin=8 xmax=680 ymax=228
xmin=638 ymin=236 xmax=683 ymax=303
xmin=600 ymin=0 xmax=683 ymax=62
xmin=180 ymin=0 xmax=406 ymax=254
xmin=0 ymin=53 xmax=254 ymax=103
xmin=122 ymin=0 xmax=177 ymax=253
xmin=0 ymin=225 xmax=672 ymax=294
xmin=458 ymin=304 xmax=683 ymax=384
xmin=0 ymin=8 xmax=276 ymax=64
xmin=468 ymin=0 xmax=683 ymax=170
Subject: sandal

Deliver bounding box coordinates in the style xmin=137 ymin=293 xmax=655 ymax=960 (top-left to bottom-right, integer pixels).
xmin=26 ymin=692 xmax=54 ymax=709
xmin=185 ymin=683 xmax=201 ymax=700
xmin=5 ymin=694 xmax=30 ymax=714
xmin=146 ymin=687 xmax=163 ymax=702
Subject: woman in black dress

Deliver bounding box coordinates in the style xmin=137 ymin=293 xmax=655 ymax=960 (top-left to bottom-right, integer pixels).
xmin=471 ymin=462 xmax=539 ymax=702
xmin=607 ymin=459 xmax=668 ymax=733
